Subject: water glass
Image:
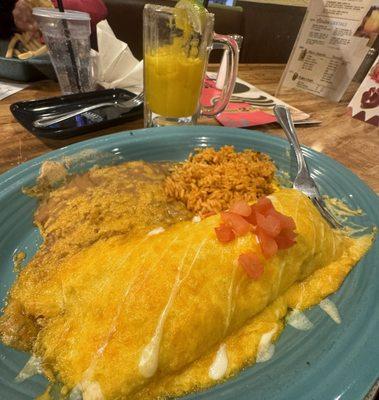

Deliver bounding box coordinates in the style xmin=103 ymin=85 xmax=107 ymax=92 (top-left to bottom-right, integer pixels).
xmin=33 ymin=7 xmax=94 ymax=95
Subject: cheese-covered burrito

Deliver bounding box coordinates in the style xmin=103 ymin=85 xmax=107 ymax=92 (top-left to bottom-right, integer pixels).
xmin=0 ymin=189 xmax=373 ymax=399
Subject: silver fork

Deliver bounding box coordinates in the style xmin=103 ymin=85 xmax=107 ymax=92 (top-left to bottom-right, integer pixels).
xmin=274 ymin=105 xmax=342 ymax=229
xmin=33 ymin=92 xmax=144 ymax=128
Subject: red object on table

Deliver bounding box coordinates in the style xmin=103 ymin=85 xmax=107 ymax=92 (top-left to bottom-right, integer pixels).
xmin=216 ymin=103 xmax=277 ymax=128
xmin=52 ymin=0 xmax=108 ymax=30
xmin=201 ymin=78 xmax=277 ymax=128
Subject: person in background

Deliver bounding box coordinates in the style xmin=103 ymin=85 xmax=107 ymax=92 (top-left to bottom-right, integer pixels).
xmin=0 ymin=0 xmax=108 ymax=39
xmin=0 ymin=0 xmax=18 ymax=38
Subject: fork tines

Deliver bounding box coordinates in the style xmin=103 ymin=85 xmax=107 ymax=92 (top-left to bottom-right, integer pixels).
xmin=311 ymin=197 xmax=342 ymax=229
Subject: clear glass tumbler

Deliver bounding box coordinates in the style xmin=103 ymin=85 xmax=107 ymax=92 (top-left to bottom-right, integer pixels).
xmin=33 ymin=7 xmax=94 ymax=95
xmin=143 ymin=4 xmax=239 ymax=127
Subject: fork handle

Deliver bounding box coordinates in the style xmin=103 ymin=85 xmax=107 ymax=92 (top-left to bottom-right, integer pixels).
xmin=33 ymin=101 xmax=114 ymax=128
xmin=274 ymin=105 xmax=310 ymax=173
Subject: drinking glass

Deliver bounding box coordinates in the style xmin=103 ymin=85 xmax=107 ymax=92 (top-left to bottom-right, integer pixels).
xmin=143 ymin=4 xmax=239 ymax=127
xmin=33 ymin=8 xmax=94 ymax=95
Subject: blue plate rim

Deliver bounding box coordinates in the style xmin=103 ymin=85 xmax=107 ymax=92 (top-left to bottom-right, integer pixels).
xmin=0 ymin=126 xmax=377 ymax=202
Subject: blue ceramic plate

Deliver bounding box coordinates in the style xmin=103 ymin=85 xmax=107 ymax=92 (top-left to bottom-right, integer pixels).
xmin=0 ymin=126 xmax=378 ymax=400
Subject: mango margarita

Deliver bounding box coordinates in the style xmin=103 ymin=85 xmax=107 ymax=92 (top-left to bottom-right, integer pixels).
xmin=144 ymin=44 xmax=205 ymax=118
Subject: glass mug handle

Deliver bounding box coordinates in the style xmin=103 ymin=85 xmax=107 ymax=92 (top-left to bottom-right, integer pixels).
xmin=201 ymin=33 xmax=239 ymax=116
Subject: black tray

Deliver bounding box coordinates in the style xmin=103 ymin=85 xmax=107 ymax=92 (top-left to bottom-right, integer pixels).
xmin=10 ymin=88 xmax=143 ymax=139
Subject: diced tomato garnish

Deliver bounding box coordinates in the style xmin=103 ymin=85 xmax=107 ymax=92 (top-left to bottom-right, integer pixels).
xmin=215 ymin=224 xmax=235 ymax=243
xmin=279 ymin=214 xmax=296 ymax=230
xmin=214 ymin=195 xmax=297 ymax=253
xmin=238 ymin=251 xmax=264 ymax=280
xmin=267 ymin=209 xmax=296 ymax=231
xmin=256 ymin=212 xmax=282 ymax=237
xmin=244 ymin=206 xmax=257 ymax=225
xmin=248 ymin=197 xmax=274 ymax=225
xmin=256 ymin=228 xmax=278 ymax=259
xmin=221 ymin=211 xmax=252 ymax=236
xmin=275 ymin=228 xmax=297 ymax=249
xmin=275 ymin=236 xmax=296 ymax=250
xmin=230 ymin=200 xmax=252 ymax=217
xmin=281 ymin=228 xmax=297 ymax=240
xmin=254 ymin=197 xmax=273 ymax=215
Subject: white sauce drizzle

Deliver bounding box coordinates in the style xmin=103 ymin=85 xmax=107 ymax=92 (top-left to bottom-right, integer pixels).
xmin=70 ymin=235 xmax=162 ymax=388
xmin=82 ymin=236 xmax=150 ymax=380
xmin=69 ymin=386 xmax=82 ymax=400
xmin=147 ymin=227 xmax=165 ymax=236
xmin=209 ymin=344 xmax=228 ymax=380
xmin=70 ymin=381 xmax=104 ymax=400
xmin=319 ymin=299 xmax=341 ymax=324
xmin=286 ymin=309 xmax=314 ymax=331
xmin=82 ymin=381 xmax=104 ymax=400
xmin=256 ymin=328 xmax=276 ymax=363
xmin=139 ymin=239 xmax=208 ymax=378
xmin=15 ymin=355 xmax=43 ymax=383
xmin=224 ymin=256 xmax=236 ymax=332
xmin=138 ymin=258 xmax=186 ymax=378
xmin=192 ymin=215 xmax=201 ymax=223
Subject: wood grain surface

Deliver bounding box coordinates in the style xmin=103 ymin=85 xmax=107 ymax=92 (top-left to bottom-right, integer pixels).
xmin=0 ymin=64 xmax=378 ymax=192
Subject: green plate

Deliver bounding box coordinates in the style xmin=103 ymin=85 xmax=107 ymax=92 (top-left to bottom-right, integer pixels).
xmin=0 ymin=126 xmax=378 ymax=400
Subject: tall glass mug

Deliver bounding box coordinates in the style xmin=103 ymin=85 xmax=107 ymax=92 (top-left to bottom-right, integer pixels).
xmin=143 ymin=4 xmax=239 ymax=127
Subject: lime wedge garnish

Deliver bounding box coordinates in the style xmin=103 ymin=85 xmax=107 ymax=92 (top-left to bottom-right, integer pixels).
xmin=175 ymin=0 xmax=207 ymax=34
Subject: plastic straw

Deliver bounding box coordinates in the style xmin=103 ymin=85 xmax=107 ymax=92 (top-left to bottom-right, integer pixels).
xmin=203 ymin=0 xmax=209 ymax=9
xmin=57 ymin=0 xmax=64 ymax=12
xmin=57 ymin=0 xmax=81 ymax=91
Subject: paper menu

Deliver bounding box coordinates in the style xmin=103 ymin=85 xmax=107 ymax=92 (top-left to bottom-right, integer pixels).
xmin=348 ymin=55 xmax=379 ymax=126
xmin=0 ymin=80 xmax=27 ymax=101
xmin=277 ymin=0 xmax=379 ymax=102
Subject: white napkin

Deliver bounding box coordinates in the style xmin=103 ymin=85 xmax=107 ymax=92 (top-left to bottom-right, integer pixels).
xmin=93 ymin=20 xmax=143 ymax=94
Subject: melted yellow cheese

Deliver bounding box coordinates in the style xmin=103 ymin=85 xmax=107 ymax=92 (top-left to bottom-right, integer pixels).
xmin=1 ymin=188 xmax=373 ymax=400
xmin=132 ymin=234 xmax=372 ymax=400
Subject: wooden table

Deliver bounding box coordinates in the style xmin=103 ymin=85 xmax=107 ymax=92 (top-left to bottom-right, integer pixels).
xmin=0 ymin=64 xmax=378 ymax=192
